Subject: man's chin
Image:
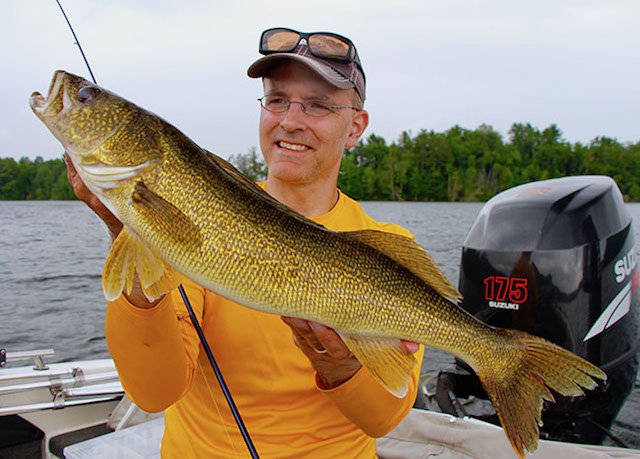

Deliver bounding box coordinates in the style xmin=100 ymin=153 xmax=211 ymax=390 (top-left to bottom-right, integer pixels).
xmin=268 ymin=165 xmax=313 ymax=185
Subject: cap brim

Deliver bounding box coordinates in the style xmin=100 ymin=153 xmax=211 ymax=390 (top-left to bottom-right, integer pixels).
xmin=247 ymin=53 xmax=354 ymax=90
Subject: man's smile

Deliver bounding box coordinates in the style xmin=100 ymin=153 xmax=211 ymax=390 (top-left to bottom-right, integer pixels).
xmin=277 ymin=140 xmax=311 ymax=152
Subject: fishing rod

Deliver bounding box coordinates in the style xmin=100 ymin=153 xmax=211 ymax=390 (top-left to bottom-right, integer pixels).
xmin=53 ymin=2 xmax=259 ymax=457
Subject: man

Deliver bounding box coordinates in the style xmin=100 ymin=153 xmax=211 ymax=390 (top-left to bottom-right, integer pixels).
xmin=67 ymin=27 xmax=423 ymax=458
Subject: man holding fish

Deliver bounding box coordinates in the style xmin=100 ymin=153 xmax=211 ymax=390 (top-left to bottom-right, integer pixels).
xmin=65 ymin=27 xmax=424 ymax=457
xmin=33 ymin=21 xmax=604 ymax=458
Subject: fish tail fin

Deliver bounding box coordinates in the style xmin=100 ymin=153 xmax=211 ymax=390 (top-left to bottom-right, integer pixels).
xmin=476 ymin=329 xmax=606 ymax=458
xmin=103 ymin=228 xmax=181 ymax=302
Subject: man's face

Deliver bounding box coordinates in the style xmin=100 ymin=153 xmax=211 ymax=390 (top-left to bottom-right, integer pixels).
xmin=259 ymin=61 xmax=368 ymax=186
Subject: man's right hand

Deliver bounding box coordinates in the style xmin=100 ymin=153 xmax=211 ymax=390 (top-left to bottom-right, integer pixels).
xmin=65 ymin=153 xmax=123 ymax=239
xmin=65 ymin=153 xmax=161 ymax=309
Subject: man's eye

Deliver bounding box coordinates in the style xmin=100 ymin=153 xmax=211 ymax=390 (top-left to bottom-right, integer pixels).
xmin=307 ymin=101 xmax=331 ymax=110
xmin=267 ymin=97 xmax=287 ymax=106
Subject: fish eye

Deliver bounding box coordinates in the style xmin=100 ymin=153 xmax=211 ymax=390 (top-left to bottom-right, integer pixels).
xmin=78 ymin=86 xmax=101 ymax=103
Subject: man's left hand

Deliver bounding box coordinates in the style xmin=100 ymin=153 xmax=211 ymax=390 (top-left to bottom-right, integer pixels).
xmin=281 ymin=317 xmax=419 ymax=390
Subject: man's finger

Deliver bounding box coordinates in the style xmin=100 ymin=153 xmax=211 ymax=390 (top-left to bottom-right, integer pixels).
xmin=401 ymin=340 xmax=420 ymax=354
xmin=307 ymin=322 xmax=352 ymax=359
xmin=63 ymin=153 xmax=124 ymax=237
xmin=64 ymin=154 xmax=77 ymax=185
xmin=282 ymin=317 xmax=326 ymax=353
xmin=64 ymin=153 xmax=88 ymax=197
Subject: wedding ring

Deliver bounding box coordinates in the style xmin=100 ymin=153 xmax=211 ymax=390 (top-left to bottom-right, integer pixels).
xmin=313 ymin=347 xmax=328 ymax=354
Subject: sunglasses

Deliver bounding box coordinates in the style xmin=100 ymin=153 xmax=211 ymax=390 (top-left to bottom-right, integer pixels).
xmin=259 ymin=27 xmax=362 ymax=68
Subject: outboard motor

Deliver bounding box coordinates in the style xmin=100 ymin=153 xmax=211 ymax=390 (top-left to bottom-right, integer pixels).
xmin=436 ymin=175 xmax=640 ymax=444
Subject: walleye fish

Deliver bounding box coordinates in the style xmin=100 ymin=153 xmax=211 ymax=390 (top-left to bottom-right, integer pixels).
xmin=31 ymin=70 xmax=605 ymax=458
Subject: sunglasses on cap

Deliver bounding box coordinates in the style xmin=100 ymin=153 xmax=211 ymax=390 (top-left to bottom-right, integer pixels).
xmin=259 ymin=27 xmax=363 ymax=70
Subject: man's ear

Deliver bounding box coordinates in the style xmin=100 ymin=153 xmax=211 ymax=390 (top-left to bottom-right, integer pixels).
xmin=346 ymin=109 xmax=369 ymax=149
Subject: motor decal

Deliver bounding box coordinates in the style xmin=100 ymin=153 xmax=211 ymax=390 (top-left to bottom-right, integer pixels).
xmin=484 ymin=276 xmax=528 ymax=311
xmin=614 ymin=249 xmax=637 ymax=283
xmin=583 ymin=281 xmax=632 ymax=341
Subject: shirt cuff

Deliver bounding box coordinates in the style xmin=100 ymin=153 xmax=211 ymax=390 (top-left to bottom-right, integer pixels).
xmin=316 ymin=365 xmax=373 ymax=399
xmin=108 ymin=292 xmax=175 ymax=319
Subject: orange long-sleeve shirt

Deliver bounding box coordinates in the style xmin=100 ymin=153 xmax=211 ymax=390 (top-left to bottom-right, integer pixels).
xmin=106 ymin=189 xmax=424 ymax=458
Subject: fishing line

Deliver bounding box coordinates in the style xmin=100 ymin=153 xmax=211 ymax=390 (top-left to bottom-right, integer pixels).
xmin=179 ymin=286 xmax=259 ymax=458
xmin=54 ymin=0 xmax=97 ymax=84
xmin=195 ymin=356 xmax=241 ymax=458
xmin=54 ymin=2 xmax=259 ymax=457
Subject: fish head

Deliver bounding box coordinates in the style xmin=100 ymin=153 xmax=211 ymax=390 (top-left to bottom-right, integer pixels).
xmin=30 ymin=70 xmax=162 ymax=198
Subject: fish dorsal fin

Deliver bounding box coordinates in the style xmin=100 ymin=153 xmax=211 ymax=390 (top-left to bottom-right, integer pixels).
xmin=341 ymin=335 xmax=416 ymax=398
xmin=345 ymin=230 xmax=462 ymax=302
xmin=203 ymin=149 xmax=267 ymax=196
xmin=202 ymin=149 xmax=329 ymax=231
xmin=103 ymin=228 xmax=182 ymax=302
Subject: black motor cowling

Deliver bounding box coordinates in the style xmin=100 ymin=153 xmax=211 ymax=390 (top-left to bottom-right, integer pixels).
xmin=439 ymin=175 xmax=640 ymax=444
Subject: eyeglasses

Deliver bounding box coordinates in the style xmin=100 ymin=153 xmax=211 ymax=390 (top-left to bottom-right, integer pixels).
xmin=259 ymin=28 xmax=362 ymax=69
xmin=258 ymin=96 xmax=359 ymax=117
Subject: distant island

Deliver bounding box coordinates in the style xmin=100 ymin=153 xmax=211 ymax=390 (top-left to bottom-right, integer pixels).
xmin=2 ymin=123 xmax=639 ymax=202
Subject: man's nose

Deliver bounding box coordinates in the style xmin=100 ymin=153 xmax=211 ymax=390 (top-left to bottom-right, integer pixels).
xmin=279 ymin=102 xmax=307 ymax=131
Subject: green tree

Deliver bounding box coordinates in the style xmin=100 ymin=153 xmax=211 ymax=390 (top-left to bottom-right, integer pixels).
xmin=0 ymin=156 xmax=74 ymax=200
xmin=228 ymin=147 xmax=267 ymax=182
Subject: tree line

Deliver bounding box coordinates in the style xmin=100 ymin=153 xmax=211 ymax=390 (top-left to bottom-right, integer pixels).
xmin=2 ymin=123 xmax=639 ymax=201
xmin=231 ymin=123 xmax=640 ymax=202
xmin=337 ymin=123 xmax=640 ymax=202
xmin=0 ymin=156 xmax=75 ymax=200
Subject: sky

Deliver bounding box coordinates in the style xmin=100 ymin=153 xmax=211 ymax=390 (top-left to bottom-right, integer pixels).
xmin=1 ymin=0 xmax=638 ymax=161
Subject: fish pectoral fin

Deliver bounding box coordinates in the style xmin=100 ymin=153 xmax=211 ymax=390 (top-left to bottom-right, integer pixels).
xmin=342 ymin=335 xmax=416 ymax=398
xmin=133 ymin=235 xmax=183 ymax=300
xmin=131 ymin=181 xmax=202 ymax=248
xmin=345 ymin=230 xmax=462 ymax=302
xmin=103 ymin=228 xmax=181 ymax=302
xmin=102 ymin=182 xmax=194 ymax=302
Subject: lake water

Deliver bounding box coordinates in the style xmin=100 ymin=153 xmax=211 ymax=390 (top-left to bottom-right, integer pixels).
xmin=0 ymin=200 xmax=638 ymax=448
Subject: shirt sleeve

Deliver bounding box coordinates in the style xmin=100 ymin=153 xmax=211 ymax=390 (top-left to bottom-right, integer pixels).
xmin=317 ymin=345 xmax=425 ymax=437
xmin=104 ymin=278 xmax=205 ymax=412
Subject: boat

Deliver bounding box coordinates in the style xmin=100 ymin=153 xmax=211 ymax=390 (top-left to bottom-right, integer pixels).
xmin=0 ymin=350 xmax=123 ymax=458
xmin=2 ymin=176 xmax=640 ymax=457
xmin=2 ymin=348 xmax=639 ymax=458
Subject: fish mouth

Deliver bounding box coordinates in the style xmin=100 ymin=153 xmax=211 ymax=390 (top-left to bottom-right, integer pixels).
xmin=30 ymin=70 xmax=68 ymax=117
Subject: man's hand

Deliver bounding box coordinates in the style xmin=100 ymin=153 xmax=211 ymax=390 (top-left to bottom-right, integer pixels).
xmin=65 ymin=153 xmax=123 ymax=239
xmin=65 ymin=153 xmax=159 ymax=308
xmin=281 ymin=317 xmax=420 ymax=390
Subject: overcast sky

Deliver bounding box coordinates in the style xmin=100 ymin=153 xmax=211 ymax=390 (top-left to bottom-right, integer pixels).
xmin=2 ymin=1 xmax=638 ymax=161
